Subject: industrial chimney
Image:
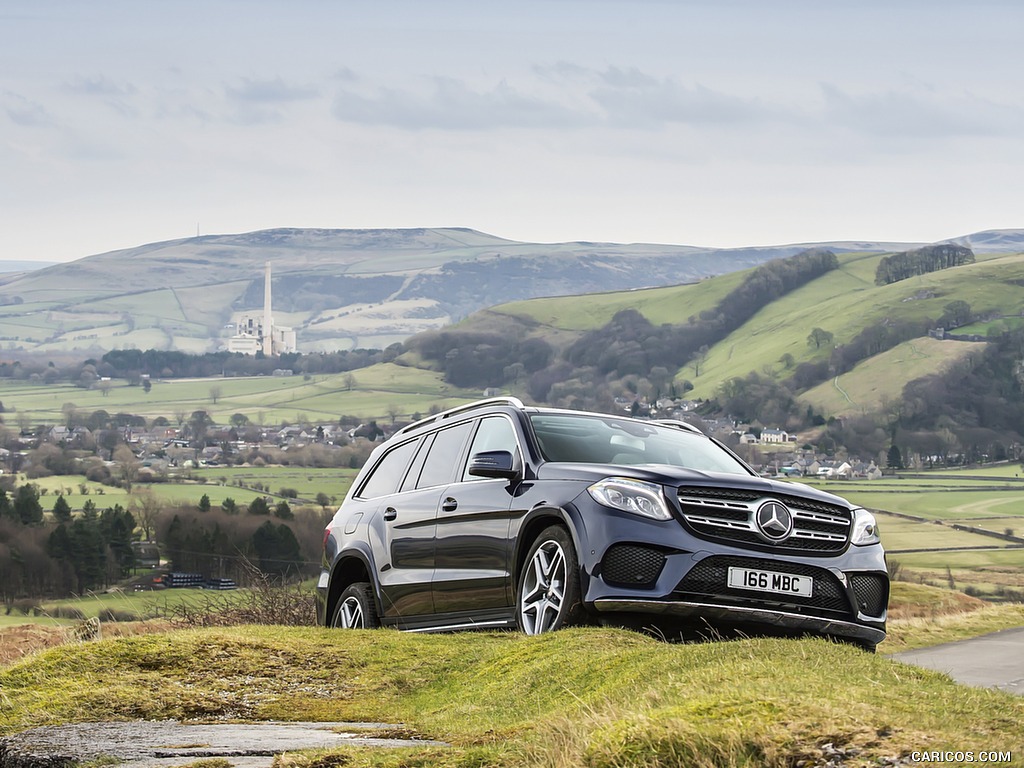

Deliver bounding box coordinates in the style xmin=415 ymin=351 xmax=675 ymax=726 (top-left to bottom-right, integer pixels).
xmin=263 ymin=261 xmax=273 ymax=356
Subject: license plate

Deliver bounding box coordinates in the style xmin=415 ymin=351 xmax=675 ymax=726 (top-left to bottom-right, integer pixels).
xmin=727 ymin=566 xmax=813 ymax=598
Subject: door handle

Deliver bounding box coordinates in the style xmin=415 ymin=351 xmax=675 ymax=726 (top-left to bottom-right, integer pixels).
xmin=383 ymin=507 xmax=397 ymax=521
xmin=441 ymin=497 xmax=458 ymax=512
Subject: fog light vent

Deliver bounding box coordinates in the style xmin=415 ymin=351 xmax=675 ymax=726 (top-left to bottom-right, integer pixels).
xmin=849 ymin=573 xmax=888 ymax=617
xmin=602 ymin=544 xmax=665 ymax=588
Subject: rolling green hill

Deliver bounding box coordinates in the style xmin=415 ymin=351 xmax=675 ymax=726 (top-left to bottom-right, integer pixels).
xmin=473 ymin=248 xmax=1024 ymax=419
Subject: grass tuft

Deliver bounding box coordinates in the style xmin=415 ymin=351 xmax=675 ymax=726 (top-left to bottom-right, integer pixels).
xmin=2 ymin=626 xmax=1022 ymax=767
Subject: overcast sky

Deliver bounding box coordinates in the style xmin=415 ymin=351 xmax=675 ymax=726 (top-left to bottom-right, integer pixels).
xmin=2 ymin=0 xmax=1021 ymax=262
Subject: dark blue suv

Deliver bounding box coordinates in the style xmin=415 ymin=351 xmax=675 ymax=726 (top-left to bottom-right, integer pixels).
xmin=317 ymin=398 xmax=888 ymax=649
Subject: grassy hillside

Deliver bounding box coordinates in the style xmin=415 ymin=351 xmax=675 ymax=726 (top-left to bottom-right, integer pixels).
xmin=684 ymin=251 xmax=1024 ymax=399
xmin=801 ymin=337 xmax=979 ymax=417
xmin=479 ymin=248 xmax=1024 ymax=416
xmin=2 ymin=626 xmax=1022 ymax=766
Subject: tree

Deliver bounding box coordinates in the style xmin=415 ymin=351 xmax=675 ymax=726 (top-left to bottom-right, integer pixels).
xmin=128 ymin=490 xmax=161 ymax=541
xmin=0 ymin=489 xmax=13 ymax=521
xmin=807 ymin=327 xmax=834 ymax=350
xmin=198 ymin=494 xmax=211 ymax=513
xmin=222 ymin=497 xmax=238 ymax=514
xmin=252 ymin=521 xmax=302 ymax=578
xmin=343 ymin=373 xmax=357 ymax=391
xmin=273 ymin=500 xmax=294 ymax=520
xmin=209 ymin=385 xmax=222 ymax=405
xmin=247 ymin=496 xmax=271 ymax=516
xmin=142 ymin=379 xmax=152 ymax=394
xmin=690 ymin=345 xmax=709 ymax=377
xmin=14 ymin=484 xmax=43 ymax=525
xmin=887 ymin=444 xmax=904 ymax=470
xmin=53 ymin=494 xmax=72 ymax=523
xmin=188 ymin=410 xmax=213 ymax=445
xmin=230 ymin=413 xmax=250 ymax=428
xmin=113 ymin=444 xmax=140 ymax=491
xmin=315 ymin=492 xmax=331 ymax=510
xmin=939 ymin=300 xmax=972 ymax=330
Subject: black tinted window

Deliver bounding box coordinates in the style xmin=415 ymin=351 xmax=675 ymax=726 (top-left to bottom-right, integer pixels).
xmin=357 ymin=438 xmax=419 ymax=498
xmin=416 ymin=422 xmax=473 ymax=489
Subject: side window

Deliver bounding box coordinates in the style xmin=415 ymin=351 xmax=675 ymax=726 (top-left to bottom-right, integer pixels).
xmin=357 ymin=438 xmax=419 ymax=499
xmin=463 ymin=417 xmax=519 ymax=481
xmin=415 ymin=422 xmax=473 ymax=489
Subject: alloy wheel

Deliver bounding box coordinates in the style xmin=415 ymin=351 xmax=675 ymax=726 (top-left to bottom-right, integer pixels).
xmin=519 ymin=539 xmax=567 ymax=634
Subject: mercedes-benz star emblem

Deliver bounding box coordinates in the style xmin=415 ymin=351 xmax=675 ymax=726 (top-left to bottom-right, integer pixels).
xmin=755 ymin=500 xmax=793 ymax=542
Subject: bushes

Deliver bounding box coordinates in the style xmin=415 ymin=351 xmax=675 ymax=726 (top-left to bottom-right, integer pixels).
xmin=48 ymin=605 xmax=86 ymax=620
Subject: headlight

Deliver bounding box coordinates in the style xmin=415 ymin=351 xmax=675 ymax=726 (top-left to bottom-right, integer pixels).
xmin=851 ymin=508 xmax=880 ymax=546
xmin=588 ymin=478 xmax=672 ymax=521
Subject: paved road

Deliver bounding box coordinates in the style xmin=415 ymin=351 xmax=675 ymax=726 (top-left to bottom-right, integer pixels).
xmin=892 ymin=626 xmax=1024 ymax=695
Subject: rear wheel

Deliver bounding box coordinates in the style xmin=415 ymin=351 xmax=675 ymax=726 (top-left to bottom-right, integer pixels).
xmin=517 ymin=525 xmax=583 ymax=634
xmin=330 ymin=582 xmax=380 ymax=629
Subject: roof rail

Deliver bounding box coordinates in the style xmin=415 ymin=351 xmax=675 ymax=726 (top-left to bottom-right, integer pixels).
xmin=654 ymin=419 xmax=704 ymax=435
xmin=394 ymin=397 xmax=525 ymax=437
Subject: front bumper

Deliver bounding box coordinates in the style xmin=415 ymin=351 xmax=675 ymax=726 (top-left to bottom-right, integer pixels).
xmin=593 ymin=598 xmax=886 ymax=645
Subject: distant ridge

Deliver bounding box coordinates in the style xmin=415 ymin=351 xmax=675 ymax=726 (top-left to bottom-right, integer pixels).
xmin=0 ymin=227 xmax=1018 ymax=355
xmin=0 ymin=260 xmax=57 ymax=274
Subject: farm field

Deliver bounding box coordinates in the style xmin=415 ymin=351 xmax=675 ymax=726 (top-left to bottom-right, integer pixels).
xmin=808 ymin=467 xmax=1024 ymax=596
xmin=27 ymin=467 xmax=356 ymax=513
xmin=0 ymin=362 xmax=480 ymax=426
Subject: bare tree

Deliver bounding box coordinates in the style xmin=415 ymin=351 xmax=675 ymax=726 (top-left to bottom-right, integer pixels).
xmin=209 ymin=385 xmax=222 ymax=405
xmin=690 ymin=345 xmax=709 ymax=377
xmin=113 ymin=444 xmax=140 ymax=492
xmin=129 ymin=489 xmax=162 ymax=542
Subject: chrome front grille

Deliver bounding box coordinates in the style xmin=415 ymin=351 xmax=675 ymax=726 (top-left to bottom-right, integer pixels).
xmin=677 ymin=487 xmax=852 ymax=553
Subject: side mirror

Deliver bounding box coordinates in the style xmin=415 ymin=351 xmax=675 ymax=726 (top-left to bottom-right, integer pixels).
xmin=468 ymin=450 xmax=520 ymax=480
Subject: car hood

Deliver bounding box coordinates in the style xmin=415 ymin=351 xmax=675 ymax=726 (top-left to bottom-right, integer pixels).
xmin=535 ymin=462 xmax=852 ymax=508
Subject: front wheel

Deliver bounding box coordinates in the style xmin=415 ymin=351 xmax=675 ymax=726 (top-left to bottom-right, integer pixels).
xmin=517 ymin=525 xmax=583 ymax=634
xmin=330 ymin=582 xmax=380 ymax=629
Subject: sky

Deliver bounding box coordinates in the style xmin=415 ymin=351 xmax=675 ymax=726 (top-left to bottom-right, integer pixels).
xmin=1 ymin=0 xmax=1022 ymax=263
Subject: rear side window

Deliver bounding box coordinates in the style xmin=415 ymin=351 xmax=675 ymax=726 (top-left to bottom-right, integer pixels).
xmin=416 ymin=422 xmax=473 ymax=489
xmin=357 ymin=439 xmax=419 ymax=499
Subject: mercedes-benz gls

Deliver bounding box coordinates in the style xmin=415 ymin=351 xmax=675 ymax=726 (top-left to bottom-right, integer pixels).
xmin=317 ymin=398 xmax=888 ymax=649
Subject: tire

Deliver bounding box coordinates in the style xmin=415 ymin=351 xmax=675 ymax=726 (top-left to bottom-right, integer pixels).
xmin=330 ymin=582 xmax=380 ymax=629
xmin=517 ymin=525 xmax=583 ymax=635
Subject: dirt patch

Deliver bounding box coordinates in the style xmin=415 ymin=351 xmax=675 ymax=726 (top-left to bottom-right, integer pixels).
xmin=0 ymin=620 xmax=175 ymax=666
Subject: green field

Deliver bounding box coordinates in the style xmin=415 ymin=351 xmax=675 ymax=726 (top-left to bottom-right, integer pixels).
xmin=803 ymin=467 xmax=1024 ymax=595
xmin=27 ymin=466 xmax=357 ymax=513
xmin=1 ymin=362 xmax=481 ymax=427
xmin=492 ymin=270 xmax=748 ymax=331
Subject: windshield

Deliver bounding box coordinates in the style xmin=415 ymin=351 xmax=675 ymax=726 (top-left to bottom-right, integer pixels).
xmin=529 ymin=413 xmax=751 ymax=476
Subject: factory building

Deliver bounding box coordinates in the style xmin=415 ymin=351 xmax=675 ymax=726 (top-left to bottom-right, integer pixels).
xmin=227 ymin=262 xmax=297 ymax=356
